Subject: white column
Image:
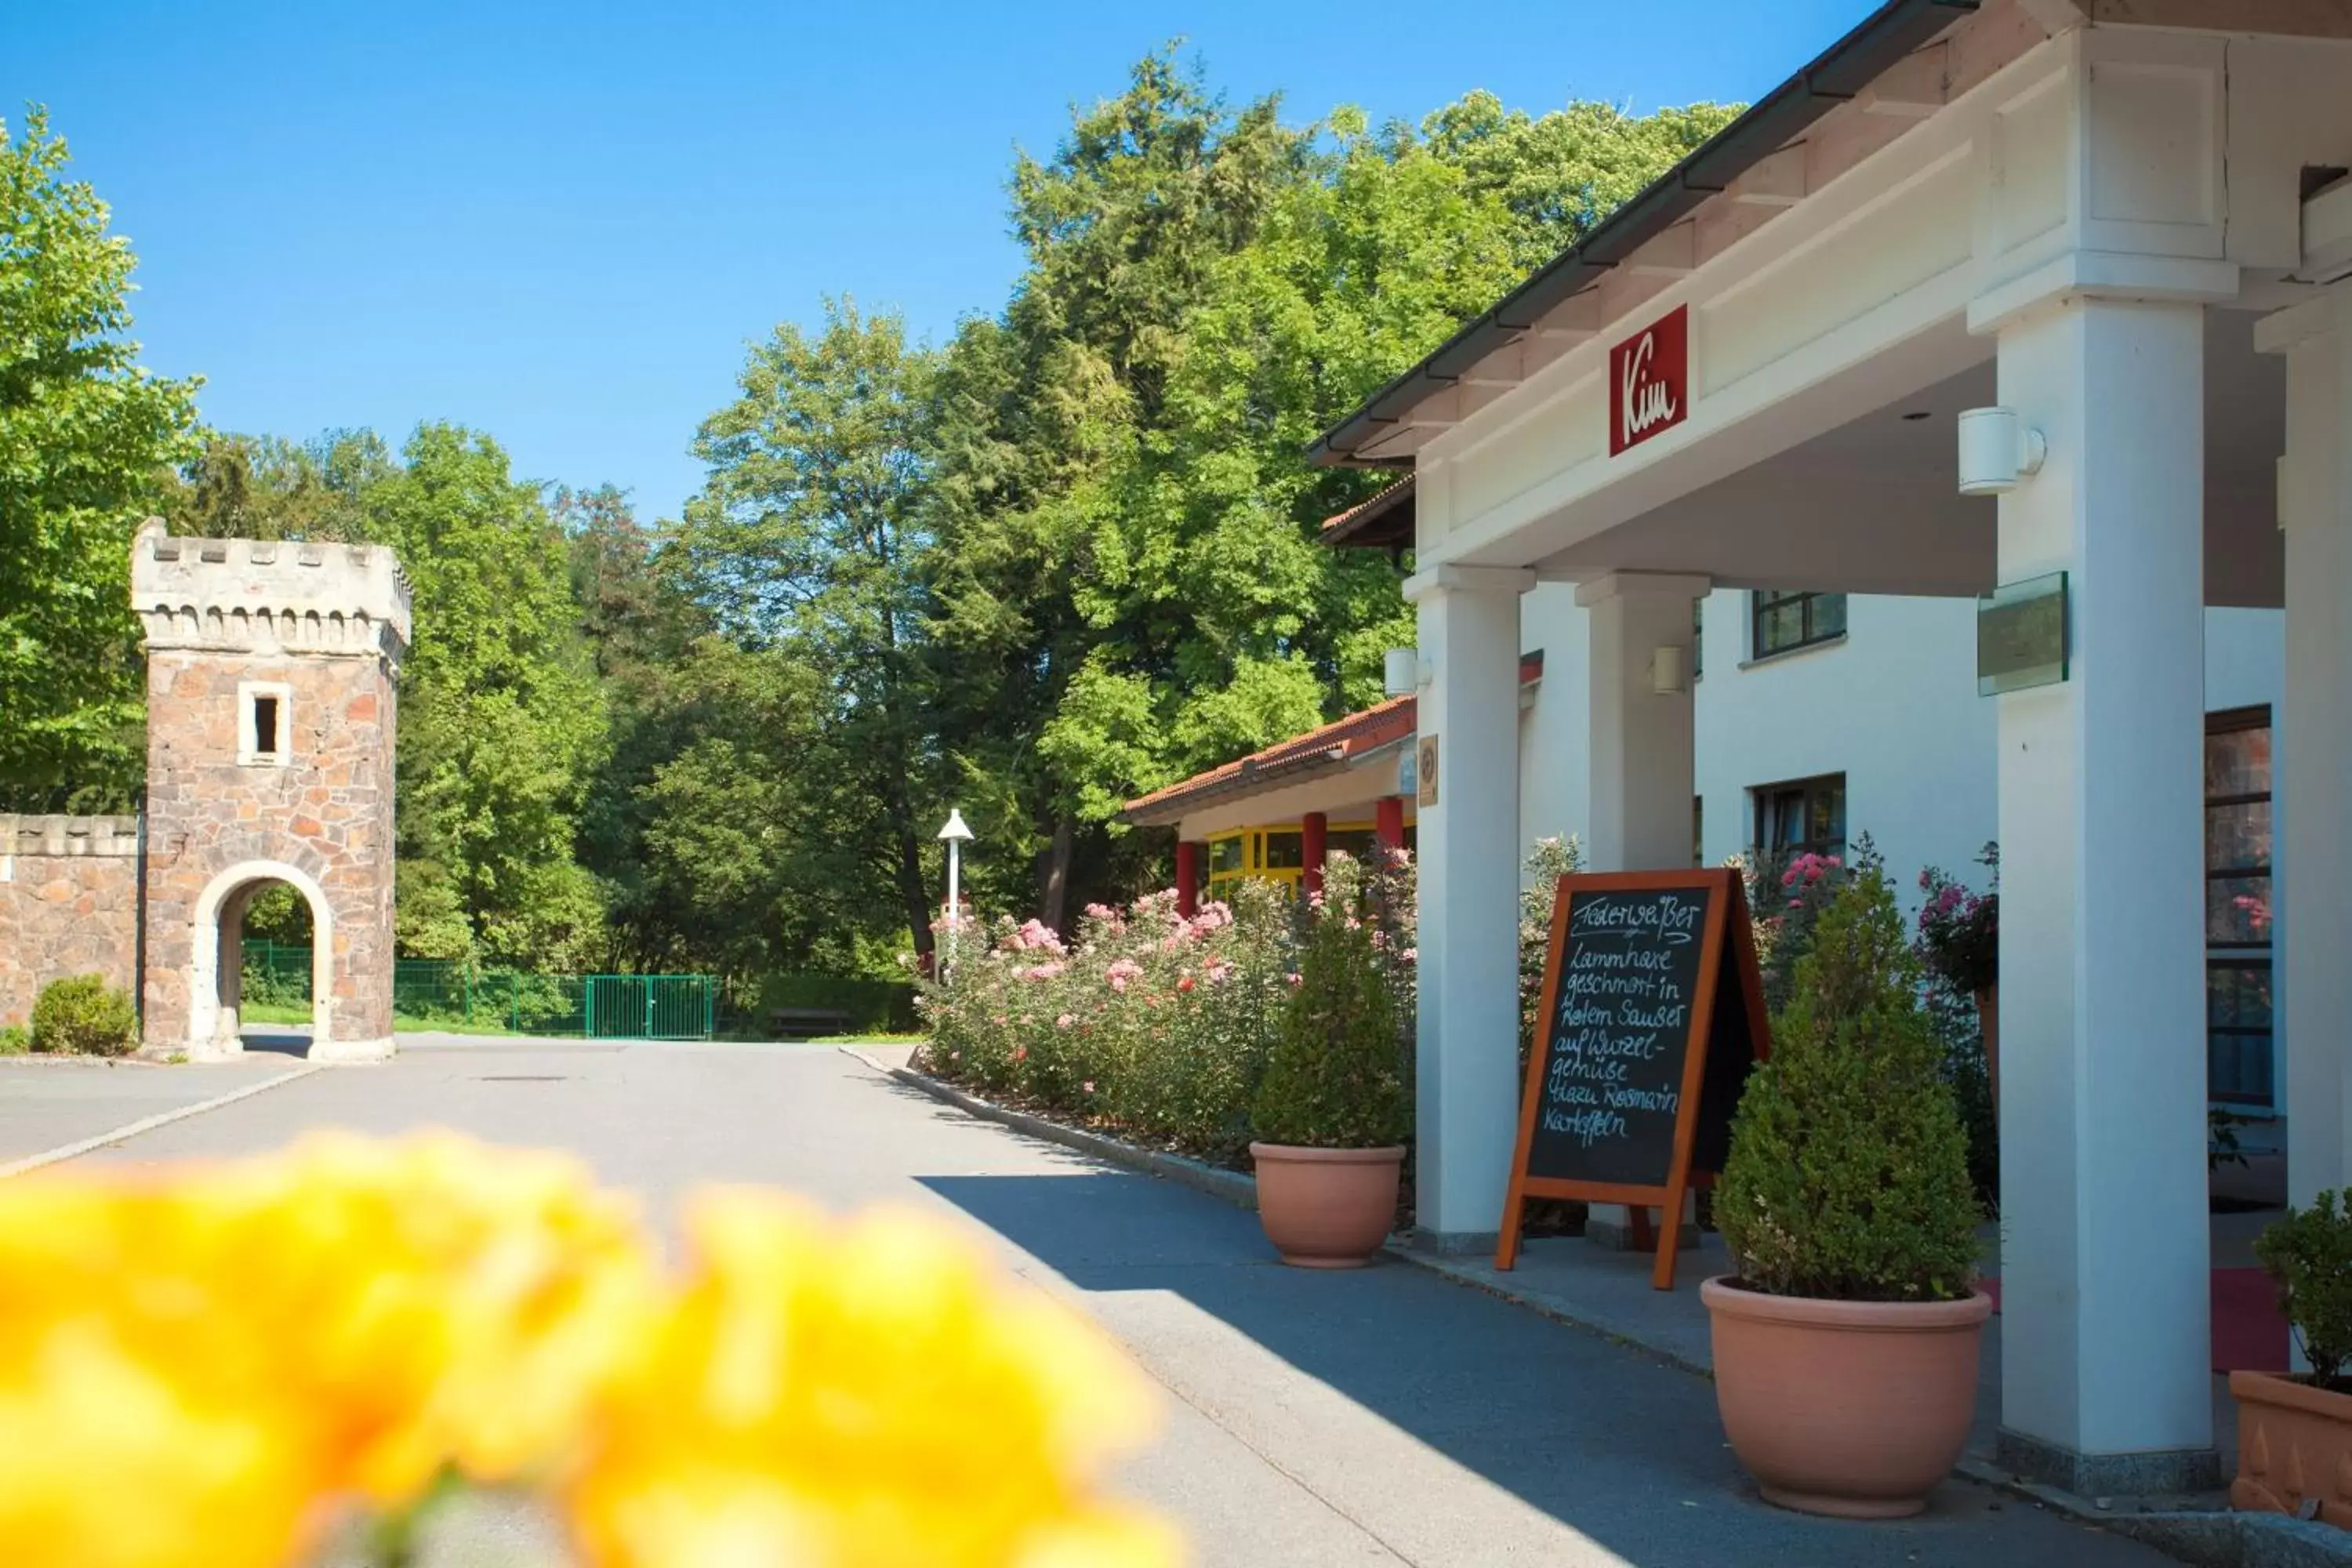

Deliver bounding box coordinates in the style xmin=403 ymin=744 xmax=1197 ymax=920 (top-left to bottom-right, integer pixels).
xmin=1575 ymin=572 xmax=1704 ymax=1251
xmin=1405 ymin=564 xmax=1531 ymax=1250
xmin=1577 ymin=572 xmax=1706 ymax=873
xmin=2263 ymin=286 xmax=2352 ymax=1204
xmin=1991 ymin=298 xmax=2215 ymax=1494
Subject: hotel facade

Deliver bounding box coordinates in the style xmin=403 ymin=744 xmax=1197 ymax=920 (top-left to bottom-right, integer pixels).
xmin=1132 ymin=0 xmax=2352 ymax=1497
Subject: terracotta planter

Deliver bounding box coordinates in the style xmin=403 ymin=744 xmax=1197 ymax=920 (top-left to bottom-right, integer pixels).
xmin=1248 ymin=1142 xmax=1404 ymax=1269
xmin=2231 ymin=1370 xmax=2352 ymax=1526
xmin=1702 ymin=1276 xmax=1993 ymax=1518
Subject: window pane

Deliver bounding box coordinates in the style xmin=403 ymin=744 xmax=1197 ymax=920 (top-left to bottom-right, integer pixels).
xmin=2205 ymin=725 xmax=2272 ymax=797
xmin=2205 ymin=800 xmax=2272 ymax=875
xmin=1759 ymin=601 xmax=1804 ymax=655
xmin=1208 ymin=838 xmax=1245 ymax=874
xmin=2209 ymin=1029 xmax=2274 ymax=1105
xmin=1329 ymin=829 xmax=1378 ymax=865
xmin=1262 ymin=831 xmax=1305 ymax=869
xmin=1809 ymin=593 xmax=1847 ymax=640
xmin=2207 ymin=963 xmax=2274 ymax=1030
xmin=2206 ymin=875 xmax=2273 ymax=945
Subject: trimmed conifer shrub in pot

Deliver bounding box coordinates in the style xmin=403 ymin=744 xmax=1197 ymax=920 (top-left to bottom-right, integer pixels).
xmin=1706 ymin=863 xmax=1990 ymax=1519
xmin=2231 ymin=1190 xmax=2352 ymax=1527
xmin=1248 ymin=857 xmax=1410 ymax=1269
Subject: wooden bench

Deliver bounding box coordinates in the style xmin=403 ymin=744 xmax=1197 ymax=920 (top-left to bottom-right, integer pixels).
xmin=765 ymin=1006 xmax=854 ymax=1041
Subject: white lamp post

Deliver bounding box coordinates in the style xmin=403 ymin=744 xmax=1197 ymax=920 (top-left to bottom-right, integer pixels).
xmin=936 ymin=811 xmax=974 ymax=977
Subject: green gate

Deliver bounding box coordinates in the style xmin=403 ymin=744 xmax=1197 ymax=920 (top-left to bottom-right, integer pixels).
xmin=584 ymin=975 xmax=715 ymax=1040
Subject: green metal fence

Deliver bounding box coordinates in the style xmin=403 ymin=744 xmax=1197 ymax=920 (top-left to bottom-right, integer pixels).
xmin=242 ymin=942 xmax=713 ymax=1040
xmin=586 ymin=975 xmax=715 ymax=1041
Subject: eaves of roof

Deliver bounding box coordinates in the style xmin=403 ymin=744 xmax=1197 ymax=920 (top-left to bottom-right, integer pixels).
xmin=1306 ymin=0 xmax=1982 ymax=469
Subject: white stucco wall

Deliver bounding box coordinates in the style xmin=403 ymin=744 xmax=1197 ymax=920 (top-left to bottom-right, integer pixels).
xmin=1512 ymin=586 xmax=2285 ymax=933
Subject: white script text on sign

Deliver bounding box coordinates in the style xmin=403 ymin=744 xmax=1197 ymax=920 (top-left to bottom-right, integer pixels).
xmin=1608 ymin=304 xmax=1689 ymax=457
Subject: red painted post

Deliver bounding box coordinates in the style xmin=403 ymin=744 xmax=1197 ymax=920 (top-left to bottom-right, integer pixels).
xmin=1174 ymin=840 xmax=1202 ymax=917
xmin=1301 ymin=812 xmax=1329 ymax=899
xmin=1375 ymin=795 xmax=1406 ymax=852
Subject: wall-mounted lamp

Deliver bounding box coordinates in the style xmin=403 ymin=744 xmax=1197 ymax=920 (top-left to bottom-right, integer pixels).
xmin=1956 ymin=406 xmax=2048 ymax=497
xmin=1649 ymin=645 xmax=1688 ymax=696
xmin=1384 ymin=647 xmax=1425 ymax=698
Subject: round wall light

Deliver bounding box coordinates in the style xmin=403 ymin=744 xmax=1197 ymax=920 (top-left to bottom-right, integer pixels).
xmin=1957 ymin=406 xmax=2048 ymax=497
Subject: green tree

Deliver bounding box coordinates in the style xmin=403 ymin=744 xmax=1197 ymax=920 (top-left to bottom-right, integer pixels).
xmin=926 ymin=58 xmax=1737 ymax=921
xmin=667 ymin=299 xmax=945 ymax=961
xmin=0 ymin=107 xmax=202 ymax=808
xmin=368 ymin=425 xmax=610 ymax=967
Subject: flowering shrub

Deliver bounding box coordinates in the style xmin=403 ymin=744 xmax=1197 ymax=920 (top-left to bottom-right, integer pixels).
xmin=1915 ymin=843 xmax=1998 ymax=996
xmin=918 ymin=852 xmax=1421 ymax=1167
xmin=918 ymin=882 xmax=1302 ymax=1163
xmin=1741 ymin=837 xmax=1877 ymax=1016
xmin=0 ymin=1132 xmax=1169 ymax=1568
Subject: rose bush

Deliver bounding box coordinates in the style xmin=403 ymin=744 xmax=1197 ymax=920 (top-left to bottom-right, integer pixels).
xmin=917 ymin=855 xmax=1417 ymax=1167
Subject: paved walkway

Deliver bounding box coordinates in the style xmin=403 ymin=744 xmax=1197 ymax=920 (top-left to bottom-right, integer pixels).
xmin=0 ymin=1054 xmax=303 ymax=1164
xmin=36 ymin=1039 xmax=2168 ymax=1568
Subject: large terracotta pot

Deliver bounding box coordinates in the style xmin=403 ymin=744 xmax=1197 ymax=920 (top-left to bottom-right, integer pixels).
xmin=1248 ymin=1142 xmax=1404 ymax=1269
xmin=2231 ymin=1370 xmax=2352 ymax=1526
xmin=1702 ymin=1276 xmax=1993 ymax=1518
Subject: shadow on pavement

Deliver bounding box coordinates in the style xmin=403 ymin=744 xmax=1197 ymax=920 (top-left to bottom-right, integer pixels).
xmin=915 ymin=1157 xmax=2150 ymax=1568
xmin=238 ymin=1029 xmax=314 ymax=1058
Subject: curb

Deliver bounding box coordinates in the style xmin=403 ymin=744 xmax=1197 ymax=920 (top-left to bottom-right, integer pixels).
xmin=0 ymin=1063 xmax=324 ymax=1179
xmin=1947 ymin=1457 xmax=2352 ymax=1568
xmin=840 ymin=1048 xmax=1258 ymax=1211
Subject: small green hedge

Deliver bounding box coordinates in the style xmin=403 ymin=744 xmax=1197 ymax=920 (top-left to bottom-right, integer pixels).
xmin=31 ymin=974 xmax=140 ymax=1057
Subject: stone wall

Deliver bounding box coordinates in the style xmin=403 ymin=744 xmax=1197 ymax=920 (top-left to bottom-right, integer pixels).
xmin=0 ymin=815 xmax=142 ymax=1030
xmin=139 ymin=649 xmax=398 ymax=1059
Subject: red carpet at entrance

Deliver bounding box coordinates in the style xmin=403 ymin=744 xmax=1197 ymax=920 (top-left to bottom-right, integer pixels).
xmin=1980 ymin=1269 xmax=2288 ymax=1373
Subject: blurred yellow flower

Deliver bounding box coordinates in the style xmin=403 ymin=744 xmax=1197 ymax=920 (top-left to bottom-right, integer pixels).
xmin=0 ymin=1137 xmax=1176 ymax=1568
xmin=0 ymin=1132 xmax=658 ymax=1567
xmin=567 ymin=1192 xmax=1175 ymax=1568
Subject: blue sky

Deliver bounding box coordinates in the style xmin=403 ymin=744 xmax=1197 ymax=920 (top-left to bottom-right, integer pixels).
xmin=9 ymin=2 xmax=1864 ymax=525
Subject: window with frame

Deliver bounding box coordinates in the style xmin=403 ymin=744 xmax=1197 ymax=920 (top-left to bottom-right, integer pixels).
xmin=2205 ymin=708 xmax=2274 ymax=1107
xmin=1751 ymin=773 xmax=1846 ymax=862
xmin=238 ymin=681 xmax=293 ymax=768
xmin=1750 ymin=590 xmax=1846 ymax=659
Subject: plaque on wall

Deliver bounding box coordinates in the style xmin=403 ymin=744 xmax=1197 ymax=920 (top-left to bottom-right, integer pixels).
xmin=1977 ymin=571 xmax=2068 ymax=696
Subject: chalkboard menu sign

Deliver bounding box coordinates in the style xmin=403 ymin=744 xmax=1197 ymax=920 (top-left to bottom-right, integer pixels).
xmin=1496 ymin=868 xmax=1770 ymax=1289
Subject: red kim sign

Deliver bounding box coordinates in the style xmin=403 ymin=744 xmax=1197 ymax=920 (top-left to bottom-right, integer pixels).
xmin=1609 ymin=304 xmax=1689 ymax=456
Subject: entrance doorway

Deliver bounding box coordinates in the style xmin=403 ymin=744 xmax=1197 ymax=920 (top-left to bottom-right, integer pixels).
xmin=188 ymin=860 xmax=335 ymax=1059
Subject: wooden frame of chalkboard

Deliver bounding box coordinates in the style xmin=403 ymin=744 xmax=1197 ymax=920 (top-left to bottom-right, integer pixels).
xmin=1494 ymin=868 xmax=1771 ymax=1290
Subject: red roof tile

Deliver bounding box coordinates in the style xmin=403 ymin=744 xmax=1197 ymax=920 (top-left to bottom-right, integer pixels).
xmin=1118 ymin=649 xmax=1542 ymax=826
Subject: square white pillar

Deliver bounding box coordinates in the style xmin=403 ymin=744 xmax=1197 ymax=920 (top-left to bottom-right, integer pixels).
xmin=1575 ymin=572 xmax=1704 ymax=1251
xmin=1991 ymin=298 xmax=2216 ymax=1495
xmin=2262 ymin=285 xmax=2352 ymax=1204
xmin=1405 ymin=564 xmax=1532 ymax=1250
xmin=1577 ymin=572 xmax=1706 ymax=873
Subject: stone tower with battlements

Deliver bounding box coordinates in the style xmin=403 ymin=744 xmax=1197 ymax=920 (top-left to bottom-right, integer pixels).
xmin=130 ymin=520 xmax=409 ymax=1060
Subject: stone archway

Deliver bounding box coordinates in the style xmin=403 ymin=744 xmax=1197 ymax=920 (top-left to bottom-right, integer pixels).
xmin=187 ymin=859 xmax=335 ymax=1060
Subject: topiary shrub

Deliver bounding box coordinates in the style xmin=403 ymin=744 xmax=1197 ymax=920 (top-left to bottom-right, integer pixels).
xmin=0 ymin=1024 xmax=27 ymax=1056
xmin=1250 ymin=858 xmax=1410 ymax=1150
xmin=29 ymin=974 xmax=140 ymax=1058
xmin=1716 ymin=864 xmax=1982 ymax=1301
xmin=2253 ymin=1190 xmax=2352 ymax=1392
